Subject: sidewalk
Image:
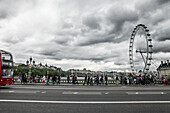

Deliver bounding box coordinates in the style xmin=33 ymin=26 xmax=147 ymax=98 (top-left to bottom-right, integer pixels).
xmin=12 ymin=82 xmax=169 ymax=87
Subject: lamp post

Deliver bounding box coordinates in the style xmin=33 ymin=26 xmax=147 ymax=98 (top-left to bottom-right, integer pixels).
xmin=26 ymin=57 xmax=35 ymax=81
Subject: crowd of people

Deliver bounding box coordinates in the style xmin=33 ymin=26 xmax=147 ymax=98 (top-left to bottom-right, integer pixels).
xmin=17 ymin=74 xmax=169 ymax=85
xmin=82 ymin=75 xmax=108 ymax=85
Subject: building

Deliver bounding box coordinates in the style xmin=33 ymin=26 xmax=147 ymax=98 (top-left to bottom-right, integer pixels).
xmin=67 ymin=68 xmax=120 ymax=77
xmin=14 ymin=62 xmax=62 ymax=72
xmin=157 ymin=60 xmax=170 ymax=77
xmin=34 ymin=63 xmax=62 ymax=72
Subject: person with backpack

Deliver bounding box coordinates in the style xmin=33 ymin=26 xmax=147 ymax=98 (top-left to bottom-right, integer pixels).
xmin=52 ymin=75 xmax=57 ymax=85
xmin=100 ymin=75 xmax=104 ymax=85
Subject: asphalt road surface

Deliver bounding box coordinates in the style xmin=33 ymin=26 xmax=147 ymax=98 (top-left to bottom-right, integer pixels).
xmin=0 ymin=85 xmax=170 ymax=113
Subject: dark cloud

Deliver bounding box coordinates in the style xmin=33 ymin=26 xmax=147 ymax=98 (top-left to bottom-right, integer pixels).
xmin=0 ymin=11 xmax=8 ymax=19
xmin=2 ymin=36 xmax=24 ymax=44
xmin=114 ymin=62 xmax=126 ymax=66
xmin=77 ymin=35 xmax=114 ymax=46
xmin=135 ymin=0 xmax=169 ymax=18
xmin=83 ymin=15 xmax=100 ymax=30
xmin=154 ymin=28 xmax=170 ymax=41
xmin=153 ymin=41 xmax=170 ymax=53
xmin=107 ymin=6 xmax=138 ymax=33
xmin=157 ymin=0 xmax=170 ymax=4
xmin=0 ymin=0 xmax=36 ymax=19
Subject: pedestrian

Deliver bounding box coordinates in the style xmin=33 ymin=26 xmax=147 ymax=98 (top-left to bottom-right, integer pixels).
xmin=120 ymin=76 xmax=123 ymax=84
xmin=57 ymin=75 xmax=61 ymax=84
xmin=29 ymin=75 xmax=33 ymax=83
xmin=67 ymin=75 xmax=70 ymax=83
xmin=37 ymin=74 xmax=40 ymax=83
xmin=165 ymin=75 xmax=169 ymax=85
xmin=83 ymin=75 xmax=87 ymax=85
xmin=42 ymin=75 xmax=46 ymax=83
xmin=100 ymin=75 xmax=104 ymax=85
xmin=25 ymin=73 xmax=28 ymax=83
xmin=90 ymin=76 xmax=93 ymax=86
xmin=87 ymin=76 xmax=90 ymax=85
xmin=75 ymin=75 xmax=78 ymax=84
xmin=52 ymin=75 xmax=57 ymax=85
xmin=96 ymin=75 xmax=99 ymax=85
xmin=116 ymin=76 xmax=119 ymax=85
xmin=105 ymin=75 xmax=108 ymax=85
xmin=127 ymin=77 xmax=129 ymax=85
xmin=72 ymin=75 xmax=75 ymax=84
xmin=46 ymin=75 xmax=50 ymax=85
xmin=34 ymin=75 xmax=37 ymax=83
xmin=18 ymin=75 xmax=21 ymax=83
xmin=21 ymin=74 xmax=25 ymax=84
xmin=134 ymin=77 xmax=137 ymax=84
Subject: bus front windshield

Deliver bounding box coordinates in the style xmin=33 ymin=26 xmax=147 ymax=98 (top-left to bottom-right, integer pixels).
xmin=1 ymin=53 xmax=13 ymax=78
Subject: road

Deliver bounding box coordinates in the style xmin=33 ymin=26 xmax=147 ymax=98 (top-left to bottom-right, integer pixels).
xmin=0 ymin=85 xmax=170 ymax=113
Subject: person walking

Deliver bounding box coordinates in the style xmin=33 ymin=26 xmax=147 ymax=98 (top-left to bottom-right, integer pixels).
xmin=36 ymin=74 xmax=40 ymax=83
xmin=72 ymin=75 xmax=75 ymax=84
xmin=46 ymin=75 xmax=50 ymax=85
xmin=67 ymin=75 xmax=70 ymax=83
xmin=21 ymin=74 xmax=25 ymax=84
xmin=52 ymin=75 xmax=57 ymax=85
xmin=116 ymin=76 xmax=119 ymax=85
xmin=100 ymin=75 xmax=104 ymax=85
xmin=18 ymin=75 xmax=21 ymax=83
xmin=165 ymin=75 xmax=169 ymax=85
xmin=90 ymin=76 xmax=93 ymax=86
xmin=96 ymin=75 xmax=99 ymax=85
xmin=57 ymin=75 xmax=61 ymax=84
xmin=42 ymin=75 xmax=46 ymax=83
xmin=87 ymin=76 xmax=90 ymax=85
xmin=83 ymin=75 xmax=87 ymax=85
xmin=105 ymin=75 xmax=108 ymax=85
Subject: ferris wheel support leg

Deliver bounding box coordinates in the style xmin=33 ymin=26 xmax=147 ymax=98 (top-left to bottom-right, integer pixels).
xmin=140 ymin=52 xmax=146 ymax=64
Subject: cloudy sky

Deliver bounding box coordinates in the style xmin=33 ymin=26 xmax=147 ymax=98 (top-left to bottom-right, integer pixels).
xmin=0 ymin=0 xmax=170 ymax=72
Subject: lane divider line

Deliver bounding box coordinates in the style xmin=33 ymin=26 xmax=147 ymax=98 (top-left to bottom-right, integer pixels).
xmin=127 ymin=92 xmax=167 ymax=95
xmin=1 ymin=100 xmax=170 ymax=104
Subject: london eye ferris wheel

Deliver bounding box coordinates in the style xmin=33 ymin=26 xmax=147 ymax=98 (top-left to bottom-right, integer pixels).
xmin=129 ymin=24 xmax=152 ymax=75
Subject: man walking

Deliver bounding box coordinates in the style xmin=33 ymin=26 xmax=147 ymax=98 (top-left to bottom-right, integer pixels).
xmin=105 ymin=75 xmax=108 ymax=85
xmin=116 ymin=76 xmax=119 ymax=85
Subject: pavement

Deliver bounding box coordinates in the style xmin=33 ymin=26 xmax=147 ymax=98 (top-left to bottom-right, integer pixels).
xmin=1 ymin=85 xmax=170 ymax=113
xmin=12 ymin=81 xmax=166 ymax=86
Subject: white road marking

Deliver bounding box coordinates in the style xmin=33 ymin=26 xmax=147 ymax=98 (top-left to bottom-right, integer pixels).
xmin=73 ymin=92 xmax=78 ymax=94
xmin=127 ymin=92 xmax=167 ymax=95
xmin=12 ymin=86 xmax=170 ymax=91
xmin=105 ymin=92 xmax=109 ymax=95
xmin=63 ymin=92 xmax=102 ymax=95
xmin=41 ymin=91 xmax=46 ymax=94
xmin=0 ymin=90 xmax=40 ymax=94
xmin=1 ymin=100 xmax=170 ymax=104
xmin=161 ymin=92 xmax=165 ymax=94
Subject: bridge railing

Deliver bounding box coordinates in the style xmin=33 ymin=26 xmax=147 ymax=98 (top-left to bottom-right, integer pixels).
xmin=13 ymin=77 xmax=167 ymax=85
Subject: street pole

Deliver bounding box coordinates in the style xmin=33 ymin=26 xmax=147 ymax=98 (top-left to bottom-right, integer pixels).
xmin=27 ymin=57 xmax=34 ymax=83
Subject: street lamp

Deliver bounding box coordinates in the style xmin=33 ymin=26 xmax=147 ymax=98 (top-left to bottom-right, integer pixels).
xmin=26 ymin=57 xmax=35 ymax=81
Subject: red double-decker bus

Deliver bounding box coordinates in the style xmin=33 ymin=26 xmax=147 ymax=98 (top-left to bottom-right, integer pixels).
xmin=0 ymin=50 xmax=14 ymax=86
